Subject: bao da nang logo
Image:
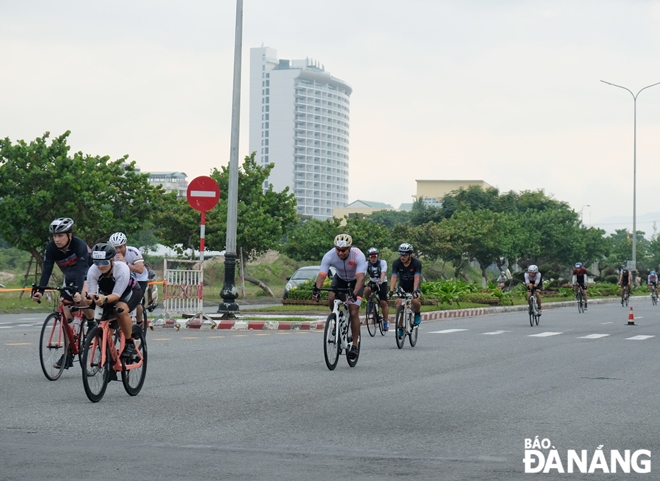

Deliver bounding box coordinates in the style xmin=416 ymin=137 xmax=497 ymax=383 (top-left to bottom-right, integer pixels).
xmin=523 ymin=437 xmax=651 ymax=474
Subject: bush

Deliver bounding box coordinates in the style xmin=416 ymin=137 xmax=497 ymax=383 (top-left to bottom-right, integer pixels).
xmin=458 ymin=291 xmax=500 ymax=305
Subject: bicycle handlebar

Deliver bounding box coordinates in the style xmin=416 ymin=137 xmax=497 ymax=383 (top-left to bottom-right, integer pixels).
xmin=30 ymin=284 xmax=80 ymax=304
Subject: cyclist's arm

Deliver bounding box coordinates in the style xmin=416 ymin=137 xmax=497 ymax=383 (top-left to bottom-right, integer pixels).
xmin=413 ymin=273 xmax=421 ymax=292
xmin=380 ymin=260 xmax=388 ymax=283
xmin=73 ymin=240 xmax=89 ymax=294
xmin=36 ymin=243 xmax=56 ymax=293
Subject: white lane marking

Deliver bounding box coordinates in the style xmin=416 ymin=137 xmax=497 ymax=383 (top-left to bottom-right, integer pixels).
xmin=626 ymin=335 xmax=655 ymax=341
xmin=578 ymin=334 xmax=610 ymax=339
xmin=428 ymin=329 xmax=469 ymax=334
xmin=482 ymin=330 xmax=509 ymax=335
xmin=529 ymin=332 xmax=562 ymax=337
xmin=601 ymin=322 xmax=613 ymax=325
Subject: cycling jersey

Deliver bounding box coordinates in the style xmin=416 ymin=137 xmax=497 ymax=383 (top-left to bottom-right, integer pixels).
xmin=319 ymin=247 xmax=367 ymax=282
xmin=391 ymin=257 xmax=422 ymax=293
xmin=37 ymin=236 xmax=91 ymax=294
xmin=366 ymin=259 xmax=388 ymax=283
xmin=87 ymin=261 xmax=142 ymax=311
xmin=620 ymin=272 xmax=630 ymax=286
xmin=648 ymin=275 xmax=658 ymax=285
xmin=117 ymin=246 xmax=148 ymax=282
xmin=524 ymin=272 xmax=542 ymax=288
xmin=572 ymin=267 xmax=588 ymax=287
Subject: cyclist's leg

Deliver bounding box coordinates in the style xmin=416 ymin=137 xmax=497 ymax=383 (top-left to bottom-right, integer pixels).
xmin=136 ymin=281 xmax=148 ymax=325
xmin=536 ymin=290 xmax=542 ymax=310
xmin=412 ymin=297 xmax=421 ymax=325
xmin=378 ymin=282 xmax=389 ymax=330
xmin=582 ymin=284 xmax=588 ymax=308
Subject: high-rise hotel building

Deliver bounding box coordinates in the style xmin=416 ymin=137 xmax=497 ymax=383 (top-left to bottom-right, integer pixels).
xmin=249 ymin=47 xmax=352 ymax=219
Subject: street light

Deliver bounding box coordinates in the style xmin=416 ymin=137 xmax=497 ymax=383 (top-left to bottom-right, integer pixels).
xmin=579 ymin=204 xmax=590 ymax=224
xmin=601 ymin=79 xmax=660 ymax=271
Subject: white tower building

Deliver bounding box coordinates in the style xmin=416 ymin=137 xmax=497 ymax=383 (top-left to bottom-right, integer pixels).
xmin=249 ymin=46 xmax=352 ymax=219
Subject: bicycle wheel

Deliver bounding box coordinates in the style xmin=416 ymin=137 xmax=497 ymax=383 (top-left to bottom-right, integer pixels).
xmin=365 ymin=299 xmax=377 ymax=337
xmin=122 ymin=326 xmax=148 ymax=396
xmin=408 ymin=312 xmax=418 ymax=347
xmin=323 ymin=313 xmax=340 ymax=370
xmin=625 ymin=292 xmax=629 ymax=307
xmin=81 ymin=327 xmax=109 ymax=403
xmin=653 ymin=291 xmax=658 ymax=306
xmin=528 ymin=298 xmax=535 ymax=327
xmin=395 ymin=306 xmax=405 ymax=349
xmin=378 ymin=314 xmax=385 ymax=336
xmin=39 ymin=312 xmax=67 ymax=381
xmin=577 ymin=290 xmax=584 ymax=314
xmin=140 ymin=299 xmax=149 ymax=339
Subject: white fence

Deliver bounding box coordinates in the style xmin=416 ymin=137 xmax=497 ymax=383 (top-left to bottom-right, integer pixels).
xmin=151 ymin=259 xmax=215 ymax=330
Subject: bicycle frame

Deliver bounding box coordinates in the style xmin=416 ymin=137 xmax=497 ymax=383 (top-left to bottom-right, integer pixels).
xmin=91 ymin=309 xmax=144 ymax=374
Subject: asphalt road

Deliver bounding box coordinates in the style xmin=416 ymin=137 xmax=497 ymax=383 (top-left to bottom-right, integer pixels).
xmin=1 ymin=299 xmax=659 ymax=480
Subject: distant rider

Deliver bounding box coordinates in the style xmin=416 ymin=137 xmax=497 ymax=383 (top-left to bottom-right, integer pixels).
xmin=572 ymin=262 xmax=589 ymax=310
xmin=525 ymin=265 xmax=543 ymax=314
xmin=362 ymin=247 xmax=390 ymax=332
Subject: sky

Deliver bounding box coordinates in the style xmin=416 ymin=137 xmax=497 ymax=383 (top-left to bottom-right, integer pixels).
xmin=2 ymin=0 xmax=660 ymax=235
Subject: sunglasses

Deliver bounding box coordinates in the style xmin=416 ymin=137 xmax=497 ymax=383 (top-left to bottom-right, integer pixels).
xmin=369 ymin=254 xmax=378 ymax=257
xmin=336 ymin=247 xmax=349 ymax=253
xmin=93 ymin=260 xmax=111 ymax=267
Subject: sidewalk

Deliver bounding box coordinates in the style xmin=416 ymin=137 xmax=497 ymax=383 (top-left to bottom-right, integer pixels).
xmin=151 ymin=296 xmax=632 ymax=332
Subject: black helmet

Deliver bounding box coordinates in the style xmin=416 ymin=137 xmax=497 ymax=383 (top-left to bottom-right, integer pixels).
xmin=91 ymin=242 xmax=116 ymax=262
xmin=367 ymin=247 xmax=379 ymax=256
xmin=49 ymin=217 xmax=74 ymax=234
xmin=398 ymin=243 xmax=413 ymax=255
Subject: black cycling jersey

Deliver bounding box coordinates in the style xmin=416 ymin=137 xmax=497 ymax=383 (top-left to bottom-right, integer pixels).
xmin=391 ymin=257 xmax=422 ymax=292
xmin=37 ymin=236 xmax=90 ymax=294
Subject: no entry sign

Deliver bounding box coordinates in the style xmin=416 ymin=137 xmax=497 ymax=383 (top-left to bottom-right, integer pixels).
xmin=187 ymin=176 xmax=220 ymax=212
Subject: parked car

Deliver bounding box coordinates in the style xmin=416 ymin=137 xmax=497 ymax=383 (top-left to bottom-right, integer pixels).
xmin=283 ymin=265 xmax=336 ymax=299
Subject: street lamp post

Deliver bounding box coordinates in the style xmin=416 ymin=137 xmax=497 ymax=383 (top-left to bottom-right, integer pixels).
xmin=579 ymin=204 xmax=590 ymax=225
xmin=218 ymin=0 xmax=243 ymax=317
xmin=601 ymin=80 xmax=660 ymax=271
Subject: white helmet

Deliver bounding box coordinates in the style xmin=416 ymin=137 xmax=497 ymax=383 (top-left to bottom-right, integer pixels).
xmin=334 ymin=234 xmax=352 ymax=249
xmin=528 ymin=264 xmax=539 ymax=273
xmin=108 ymin=232 xmax=127 ymax=247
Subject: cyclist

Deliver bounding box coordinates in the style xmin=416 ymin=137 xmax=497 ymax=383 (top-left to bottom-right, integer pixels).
xmin=618 ymin=267 xmax=632 ymax=299
xmin=362 ymin=247 xmax=390 ymax=331
xmin=572 ymin=262 xmax=589 ymax=311
xmin=647 ymin=270 xmax=658 ymax=295
xmin=31 ymin=218 xmax=94 ymax=368
xmin=108 ymin=232 xmax=149 ymax=327
xmin=85 ymin=242 xmax=143 ymax=359
xmin=389 ymin=243 xmax=422 ymax=338
xmin=311 ymin=234 xmax=367 ymax=361
xmin=525 ymin=265 xmax=543 ymax=314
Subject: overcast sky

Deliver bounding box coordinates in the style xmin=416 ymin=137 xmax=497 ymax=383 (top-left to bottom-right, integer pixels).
xmin=2 ymin=0 xmax=660 ymax=234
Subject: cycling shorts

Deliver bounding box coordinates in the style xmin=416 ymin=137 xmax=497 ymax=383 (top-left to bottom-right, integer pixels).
xmin=331 ymin=277 xmax=364 ymax=306
xmin=366 ymin=282 xmax=388 ymax=301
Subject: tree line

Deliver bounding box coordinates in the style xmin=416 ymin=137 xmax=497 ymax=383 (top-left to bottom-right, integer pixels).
xmin=1 ymin=131 xmax=658 ymax=280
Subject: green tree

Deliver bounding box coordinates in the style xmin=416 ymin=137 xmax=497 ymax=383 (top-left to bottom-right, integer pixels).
xmin=157 ymin=153 xmax=298 ymax=260
xmin=0 ymin=131 xmax=168 ymax=267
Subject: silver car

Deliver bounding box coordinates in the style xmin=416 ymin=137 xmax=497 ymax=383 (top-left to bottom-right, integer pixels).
xmin=283 ymin=265 xmax=336 ymax=299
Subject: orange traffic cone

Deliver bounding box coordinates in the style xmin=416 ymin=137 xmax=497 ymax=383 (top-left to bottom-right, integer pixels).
xmin=627 ymin=307 xmax=635 ymax=325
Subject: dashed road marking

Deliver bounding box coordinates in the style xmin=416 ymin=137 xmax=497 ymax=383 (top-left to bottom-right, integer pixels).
xmin=626 ymin=335 xmax=655 ymax=341
xmin=482 ymin=330 xmax=509 ymax=335
xmin=429 ymin=329 xmax=469 ymax=334
xmin=578 ymin=334 xmax=610 ymax=339
xmin=529 ymin=332 xmax=562 ymax=337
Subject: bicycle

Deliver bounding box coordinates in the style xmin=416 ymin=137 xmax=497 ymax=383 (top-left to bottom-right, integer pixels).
xmin=32 ymin=284 xmax=93 ymax=381
xmin=364 ymin=281 xmax=385 ymax=337
xmin=81 ymin=296 xmax=147 ymax=402
xmin=620 ymin=285 xmax=630 ymax=307
xmin=575 ymin=285 xmax=585 ymax=314
xmin=318 ymin=287 xmax=360 ymax=370
xmin=650 ymin=285 xmax=658 ymax=306
xmin=392 ymin=287 xmax=418 ymax=349
xmin=528 ymin=287 xmax=540 ymax=326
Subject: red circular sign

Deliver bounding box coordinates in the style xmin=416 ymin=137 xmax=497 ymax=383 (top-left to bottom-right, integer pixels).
xmin=186 ymin=176 xmax=221 ymax=212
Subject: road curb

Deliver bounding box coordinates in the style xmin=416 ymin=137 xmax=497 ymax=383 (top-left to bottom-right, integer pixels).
xmin=159 ymin=296 xmax=641 ymax=331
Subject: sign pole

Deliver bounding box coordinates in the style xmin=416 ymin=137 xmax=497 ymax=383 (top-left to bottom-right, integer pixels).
xmin=199 ymin=210 xmax=206 ymax=263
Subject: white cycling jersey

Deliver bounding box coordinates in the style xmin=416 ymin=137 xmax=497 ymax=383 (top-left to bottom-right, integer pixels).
xmin=319 ymin=247 xmax=367 ymax=282
xmin=116 ymin=245 xmax=148 ymax=282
